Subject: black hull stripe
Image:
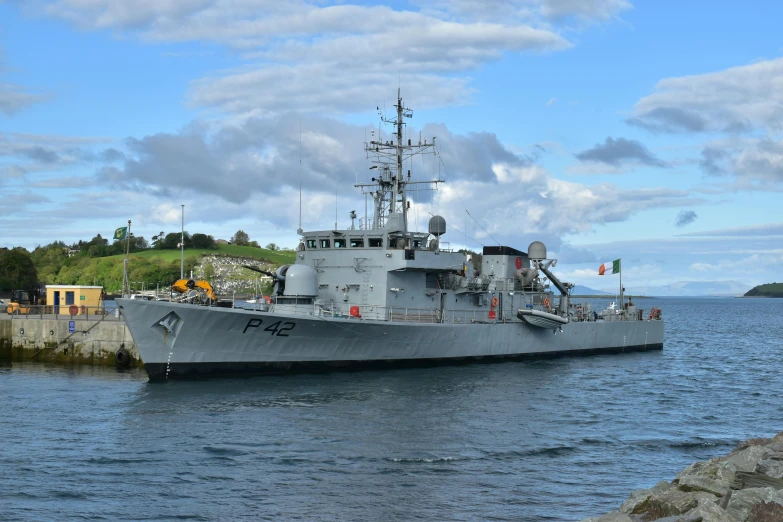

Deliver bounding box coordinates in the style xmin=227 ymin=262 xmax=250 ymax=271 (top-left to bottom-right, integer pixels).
xmin=143 ymin=343 xmax=663 ymax=381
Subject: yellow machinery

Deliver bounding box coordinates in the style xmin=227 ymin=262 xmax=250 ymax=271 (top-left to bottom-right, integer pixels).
xmin=5 ymin=289 xmax=41 ymax=315
xmin=171 ymin=279 xmax=217 ymax=305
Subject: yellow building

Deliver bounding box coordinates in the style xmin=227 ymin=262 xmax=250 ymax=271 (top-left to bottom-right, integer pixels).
xmin=45 ymin=285 xmax=104 ymax=315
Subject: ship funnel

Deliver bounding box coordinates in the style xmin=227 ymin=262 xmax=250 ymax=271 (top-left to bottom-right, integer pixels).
xmin=429 ymin=215 xmax=446 ymax=237
xmin=528 ymin=241 xmax=547 ymax=260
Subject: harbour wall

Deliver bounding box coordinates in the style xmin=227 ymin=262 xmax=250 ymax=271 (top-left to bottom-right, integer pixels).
xmin=0 ymin=316 xmax=140 ymax=367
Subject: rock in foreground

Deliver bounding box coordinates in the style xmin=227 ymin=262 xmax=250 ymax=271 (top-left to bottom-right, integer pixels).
xmin=582 ymin=430 xmax=783 ymax=522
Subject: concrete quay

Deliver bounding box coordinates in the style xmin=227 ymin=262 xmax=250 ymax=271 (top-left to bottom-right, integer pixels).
xmin=0 ymin=314 xmax=141 ymax=367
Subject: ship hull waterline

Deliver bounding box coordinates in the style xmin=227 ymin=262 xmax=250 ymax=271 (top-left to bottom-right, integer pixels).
xmin=117 ymin=299 xmax=664 ymax=381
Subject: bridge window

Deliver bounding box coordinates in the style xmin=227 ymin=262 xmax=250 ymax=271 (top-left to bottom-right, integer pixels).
xmin=320 ymin=239 xmax=330 ymax=248
xmin=368 ymin=238 xmax=383 ymax=247
xmin=389 ymin=237 xmax=405 ymax=248
xmin=350 ymin=238 xmax=364 ymax=247
xmin=334 ymin=238 xmax=346 ymax=248
xmin=307 ymin=239 xmax=317 ymax=249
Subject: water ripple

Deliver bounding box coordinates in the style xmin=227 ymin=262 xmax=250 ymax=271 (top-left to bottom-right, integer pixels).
xmin=1 ymin=297 xmax=782 ymax=521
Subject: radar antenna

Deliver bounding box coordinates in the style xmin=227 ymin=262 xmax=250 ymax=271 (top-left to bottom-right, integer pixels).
xmin=357 ymin=89 xmax=442 ymax=232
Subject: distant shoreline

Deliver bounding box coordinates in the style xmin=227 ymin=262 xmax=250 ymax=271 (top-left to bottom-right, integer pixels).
xmin=743 ymin=283 xmax=783 ymax=298
xmin=571 ymin=295 xmax=651 ymax=299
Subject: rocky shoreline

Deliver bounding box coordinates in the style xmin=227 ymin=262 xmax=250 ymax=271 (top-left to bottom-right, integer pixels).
xmin=581 ymin=430 xmax=783 ymax=522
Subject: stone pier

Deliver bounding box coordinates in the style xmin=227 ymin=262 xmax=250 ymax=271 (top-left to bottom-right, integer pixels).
xmin=0 ymin=315 xmax=140 ymax=367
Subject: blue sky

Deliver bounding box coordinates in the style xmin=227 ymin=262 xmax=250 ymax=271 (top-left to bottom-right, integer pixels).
xmin=1 ymin=1 xmax=781 ymax=292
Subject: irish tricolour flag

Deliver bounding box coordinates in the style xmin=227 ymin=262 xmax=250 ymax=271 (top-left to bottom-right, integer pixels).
xmin=598 ymin=259 xmax=621 ymax=275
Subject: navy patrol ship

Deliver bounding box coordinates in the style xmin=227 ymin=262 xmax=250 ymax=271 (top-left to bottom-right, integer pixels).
xmin=117 ymin=92 xmax=663 ymax=381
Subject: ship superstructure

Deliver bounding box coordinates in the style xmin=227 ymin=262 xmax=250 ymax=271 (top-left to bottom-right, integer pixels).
xmin=117 ymin=92 xmax=663 ymax=381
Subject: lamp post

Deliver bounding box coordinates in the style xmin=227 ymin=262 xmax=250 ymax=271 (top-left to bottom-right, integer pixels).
xmin=180 ymin=204 xmax=185 ymax=279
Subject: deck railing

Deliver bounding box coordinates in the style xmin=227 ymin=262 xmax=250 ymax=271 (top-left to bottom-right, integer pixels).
xmin=7 ymin=300 xmax=655 ymax=325
xmin=263 ymin=302 xmax=507 ymax=324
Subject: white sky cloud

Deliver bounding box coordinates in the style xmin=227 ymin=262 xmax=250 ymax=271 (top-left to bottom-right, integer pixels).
xmin=628 ymin=57 xmax=783 ymax=134
xmin=575 ymin=136 xmax=666 ymax=168
xmin=2 ymin=112 xmax=697 ymax=261
xmin=35 ymin=1 xmax=574 ymax=115
xmin=538 ymin=0 xmax=632 ymax=21
xmin=0 ymin=83 xmax=46 ymax=115
xmin=7 ymin=1 xmax=783 ymax=290
xmin=626 ymin=57 xmax=783 ymax=191
xmin=0 ymin=47 xmax=48 ymax=115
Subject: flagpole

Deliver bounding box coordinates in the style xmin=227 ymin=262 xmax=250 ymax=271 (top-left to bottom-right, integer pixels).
xmin=126 ymin=219 xmax=131 ymax=257
xmin=181 ymin=204 xmax=185 ymax=280
xmin=619 ymin=257 xmax=624 ymax=311
xmin=122 ymin=219 xmax=131 ymax=297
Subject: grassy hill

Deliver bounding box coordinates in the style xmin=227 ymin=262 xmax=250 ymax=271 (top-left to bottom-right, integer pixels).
xmin=744 ymin=283 xmax=783 ymax=298
xmin=107 ymin=244 xmax=295 ymax=264
xmin=36 ymin=245 xmax=296 ymax=293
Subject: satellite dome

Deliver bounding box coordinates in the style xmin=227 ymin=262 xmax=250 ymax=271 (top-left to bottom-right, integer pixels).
xmin=528 ymin=241 xmax=547 ymax=260
xmin=429 ymin=215 xmax=446 ymax=237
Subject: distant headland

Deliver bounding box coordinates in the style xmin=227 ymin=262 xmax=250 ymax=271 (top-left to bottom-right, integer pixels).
xmin=744 ymin=283 xmax=783 ymax=298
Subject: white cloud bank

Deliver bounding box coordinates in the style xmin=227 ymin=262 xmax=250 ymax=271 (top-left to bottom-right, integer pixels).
xmin=33 ymin=0 xmax=634 ymax=115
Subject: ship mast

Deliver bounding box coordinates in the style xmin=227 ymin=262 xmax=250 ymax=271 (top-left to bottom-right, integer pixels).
xmin=357 ymin=89 xmax=442 ymax=233
xmin=395 ymin=89 xmax=407 ymax=231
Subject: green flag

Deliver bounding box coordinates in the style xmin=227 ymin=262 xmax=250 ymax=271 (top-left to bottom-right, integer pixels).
xmin=598 ymin=259 xmax=621 ymax=275
xmin=113 ymin=227 xmax=128 ymax=241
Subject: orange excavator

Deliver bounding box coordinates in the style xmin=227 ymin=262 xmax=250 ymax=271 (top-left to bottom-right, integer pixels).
xmin=170 ymin=279 xmax=217 ymax=305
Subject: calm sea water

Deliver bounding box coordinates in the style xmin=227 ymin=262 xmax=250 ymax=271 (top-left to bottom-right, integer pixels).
xmin=2 ymin=298 xmax=782 ymax=521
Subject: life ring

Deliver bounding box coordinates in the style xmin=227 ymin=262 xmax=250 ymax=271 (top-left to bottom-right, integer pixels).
xmin=543 ymin=297 xmax=550 ymax=308
xmin=491 ymin=296 xmax=499 ymax=307
xmin=264 ymin=296 xmax=272 ymax=304
xmin=69 ymin=305 xmax=79 ymax=316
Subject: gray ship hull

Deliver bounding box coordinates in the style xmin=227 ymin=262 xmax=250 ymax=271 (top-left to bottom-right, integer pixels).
xmin=117 ymin=299 xmax=664 ymax=381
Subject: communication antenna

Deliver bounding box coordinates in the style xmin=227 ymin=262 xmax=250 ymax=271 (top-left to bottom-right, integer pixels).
xmin=298 ymin=119 xmax=302 ymax=234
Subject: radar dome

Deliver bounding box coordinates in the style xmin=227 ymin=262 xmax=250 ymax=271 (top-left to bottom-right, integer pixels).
xmin=429 ymin=215 xmax=446 ymax=237
xmin=528 ymin=241 xmax=547 ymax=260
xmin=283 ymin=264 xmax=319 ymax=296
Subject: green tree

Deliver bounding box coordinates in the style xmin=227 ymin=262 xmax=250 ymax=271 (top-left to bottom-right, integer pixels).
xmin=151 ymin=231 xmax=165 ymax=249
xmin=231 ymin=230 xmax=250 ymax=246
xmin=82 ymin=234 xmax=110 ymax=257
xmin=31 ymin=242 xmax=69 ymax=283
xmin=265 ymin=243 xmax=279 ymax=251
xmin=132 ymin=236 xmax=149 ymax=250
xmin=0 ymin=248 xmax=38 ymax=291
xmin=161 ymin=232 xmax=192 ymax=250
xmin=203 ymin=262 xmax=216 ymax=282
xmin=56 ymin=265 xmax=80 ymax=285
xmin=192 ymin=233 xmax=217 ymax=249
xmin=110 ymin=235 xmax=149 ymax=255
